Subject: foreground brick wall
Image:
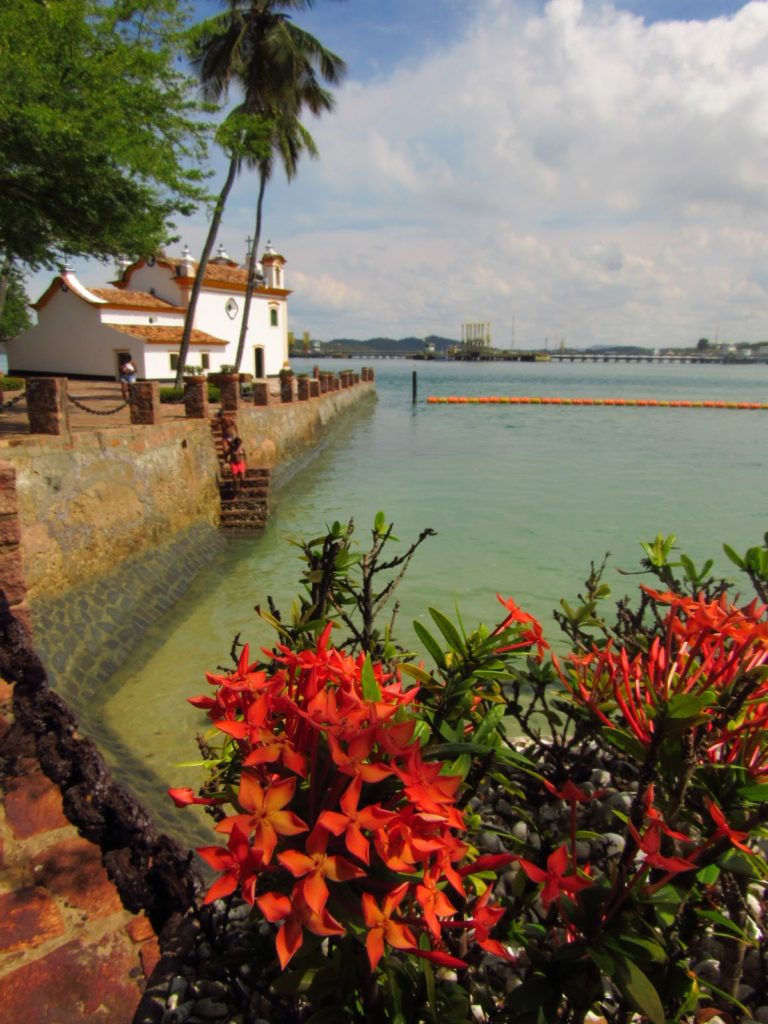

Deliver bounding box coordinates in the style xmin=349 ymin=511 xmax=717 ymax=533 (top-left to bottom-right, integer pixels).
xmin=0 ymin=675 xmax=160 ymax=1024
xmin=0 ymin=462 xmax=200 ymax=1022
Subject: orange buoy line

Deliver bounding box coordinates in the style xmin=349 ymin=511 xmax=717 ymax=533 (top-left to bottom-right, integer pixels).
xmin=426 ymin=396 xmax=768 ymax=410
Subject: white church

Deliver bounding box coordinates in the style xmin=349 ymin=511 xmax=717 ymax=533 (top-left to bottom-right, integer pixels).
xmin=6 ymin=243 xmax=290 ymax=381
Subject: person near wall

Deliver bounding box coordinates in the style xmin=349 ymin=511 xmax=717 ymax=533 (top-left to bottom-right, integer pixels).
xmin=119 ymin=356 xmax=136 ymax=399
xmin=222 ymin=421 xmax=247 ymax=494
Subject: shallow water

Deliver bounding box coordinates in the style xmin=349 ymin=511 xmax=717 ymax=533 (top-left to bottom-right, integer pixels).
xmin=89 ymin=357 xmax=767 ymax=840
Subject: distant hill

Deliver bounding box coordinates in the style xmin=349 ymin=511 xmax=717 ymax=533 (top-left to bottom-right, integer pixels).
xmin=298 ymin=335 xmax=457 ymax=356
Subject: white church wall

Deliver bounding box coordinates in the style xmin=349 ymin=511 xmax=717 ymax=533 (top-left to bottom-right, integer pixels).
xmin=6 ymin=289 xmax=118 ymax=377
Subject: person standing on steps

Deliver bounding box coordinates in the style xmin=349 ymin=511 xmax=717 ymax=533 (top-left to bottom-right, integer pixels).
xmin=226 ymin=430 xmax=247 ymax=494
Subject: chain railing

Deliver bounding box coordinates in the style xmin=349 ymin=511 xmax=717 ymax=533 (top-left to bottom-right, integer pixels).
xmin=0 ymin=390 xmax=27 ymax=413
xmin=66 ymin=394 xmax=128 ymax=416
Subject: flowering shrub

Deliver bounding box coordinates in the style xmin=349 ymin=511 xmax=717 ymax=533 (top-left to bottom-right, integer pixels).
xmin=172 ymin=520 xmax=768 ymax=1023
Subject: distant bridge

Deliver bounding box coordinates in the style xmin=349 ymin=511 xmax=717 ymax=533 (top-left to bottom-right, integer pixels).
xmin=548 ymin=352 xmax=765 ymax=365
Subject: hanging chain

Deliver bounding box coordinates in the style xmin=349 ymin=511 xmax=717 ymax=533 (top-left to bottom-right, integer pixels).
xmin=66 ymin=395 xmax=128 ymax=416
xmin=0 ymin=390 xmax=27 ymax=412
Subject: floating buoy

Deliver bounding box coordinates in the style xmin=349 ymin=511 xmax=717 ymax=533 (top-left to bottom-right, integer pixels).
xmin=426 ymin=396 xmax=768 ymax=409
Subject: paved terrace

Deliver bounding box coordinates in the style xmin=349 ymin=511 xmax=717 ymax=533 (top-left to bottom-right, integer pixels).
xmin=0 ymin=379 xmax=281 ymax=438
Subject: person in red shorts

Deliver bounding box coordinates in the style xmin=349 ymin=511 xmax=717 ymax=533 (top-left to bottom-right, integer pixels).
xmin=227 ymin=433 xmax=246 ymax=493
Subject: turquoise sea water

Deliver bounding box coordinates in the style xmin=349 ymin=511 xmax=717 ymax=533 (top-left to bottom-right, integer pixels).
xmin=98 ymin=357 xmax=768 ymax=838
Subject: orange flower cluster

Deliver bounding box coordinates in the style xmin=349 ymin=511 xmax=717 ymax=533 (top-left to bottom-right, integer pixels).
xmin=170 ymin=623 xmax=515 ymax=970
xmin=558 ymin=590 xmax=768 ymax=771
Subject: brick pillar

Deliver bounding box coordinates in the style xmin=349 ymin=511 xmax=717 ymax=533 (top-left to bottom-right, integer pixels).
xmin=280 ymin=374 xmax=294 ymax=403
xmin=128 ymin=381 xmax=160 ymax=425
xmin=219 ymin=374 xmax=240 ymax=412
xmin=353 ymin=373 xmax=360 ymax=385
xmin=313 ymin=365 xmax=320 ymax=379
xmin=0 ymin=462 xmax=32 ymax=639
xmin=309 ymin=379 xmax=320 ymax=398
xmin=26 ymin=377 xmax=70 ymax=436
xmin=334 ymin=376 xmax=341 ymax=391
xmin=297 ymin=377 xmax=310 ymax=401
xmin=367 ymin=366 xmax=375 ymax=382
xmin=252 ymin=381 xmax=271 ymax=406
xmin=340 ymin=372 xmax=349 ymax=389
xmin=183 ymin=377 xmax=208 ymax=419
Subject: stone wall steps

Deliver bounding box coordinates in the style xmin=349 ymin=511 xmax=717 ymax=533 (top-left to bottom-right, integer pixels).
xmin=210 ymin=417 xmax=271 ymax=533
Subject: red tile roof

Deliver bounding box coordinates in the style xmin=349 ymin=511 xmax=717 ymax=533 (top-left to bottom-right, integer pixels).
xmin=90 ymin=289 xmax=177 ymax=309
xmin=113 ymin=325 xmax=228 ymax=347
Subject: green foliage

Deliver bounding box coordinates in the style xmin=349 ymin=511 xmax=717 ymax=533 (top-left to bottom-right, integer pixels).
xmin=0 ymin=0 xmax=210 ymax=271
xmin=0 ymin=267 xmax=32 ymax=342
xmin=159 ymin=386 xmax=183 ymax=403
xmin=177 ymin=515 xmax=768 ymax=1023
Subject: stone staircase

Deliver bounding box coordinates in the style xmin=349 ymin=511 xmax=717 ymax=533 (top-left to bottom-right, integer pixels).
xmin=211 ymin=415 xmax=271 ymax=534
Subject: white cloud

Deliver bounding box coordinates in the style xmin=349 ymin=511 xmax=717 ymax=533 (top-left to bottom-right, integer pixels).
xmin=31 ymin=2 xmax=768 ymax=350
xmin=263 ymin=0 xmax=768 ymax=346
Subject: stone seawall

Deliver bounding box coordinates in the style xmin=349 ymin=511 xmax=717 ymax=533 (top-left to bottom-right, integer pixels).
xmin=0 ymin=420 xmax=219 ymax=603
xmin=233 ymin=381 xmax=376 ymax=480
xmin=0 ymin=380 xmax=376 ymax=604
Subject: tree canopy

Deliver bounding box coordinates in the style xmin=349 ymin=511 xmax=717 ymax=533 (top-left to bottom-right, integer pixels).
xmin=0 ymin=0 xmax=210 ymax=272
xmin=0 ymin=267 xmax=32 ymax=344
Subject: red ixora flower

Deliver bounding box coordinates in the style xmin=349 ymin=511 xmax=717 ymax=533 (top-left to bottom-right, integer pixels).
xmin=317 ymin=776 xmax=396 ymax=865
xmin=277 ymin=825 xmax=365 ymax=915
xmin=257 ymin=887 xmax=345 ymax=969
xmin=493 ymin=594 xmax=549 ymax=660
xmin=518 ymin=845 xmax=592 ymax=908
xmin=704 ymin=798 xmax=752 ymax=853
xmin=197 ymin=823 xmax=263 ymax=905
xmin=215 ymin=772 xmax=308 ymax=864
xmin=627 ymin=822 xmax=699 ymax=875
xmin=361 ymin=883 xmax=418 ymax=970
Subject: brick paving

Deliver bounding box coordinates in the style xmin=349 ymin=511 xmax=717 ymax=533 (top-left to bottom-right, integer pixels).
xmin=0 ymin=677 xmax=160 ymax=1023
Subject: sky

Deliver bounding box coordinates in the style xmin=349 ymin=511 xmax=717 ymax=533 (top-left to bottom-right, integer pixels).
xmin=41 ymin=0 xmax=768 ymax=349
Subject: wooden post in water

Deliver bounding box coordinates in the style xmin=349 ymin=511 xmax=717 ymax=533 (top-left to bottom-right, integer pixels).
xmin=412 ymin=371 xmax=417 ymax=404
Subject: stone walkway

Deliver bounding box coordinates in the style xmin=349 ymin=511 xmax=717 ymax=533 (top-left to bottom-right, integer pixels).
xmin=0 ymin=676 xmax=160 ymax=1023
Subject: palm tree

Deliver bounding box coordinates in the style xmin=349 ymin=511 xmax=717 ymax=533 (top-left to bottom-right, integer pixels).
xmin=175 ymin=0 xmax=345 ymax=384
xmin=234 ymin=110 xmax=318 ymax=373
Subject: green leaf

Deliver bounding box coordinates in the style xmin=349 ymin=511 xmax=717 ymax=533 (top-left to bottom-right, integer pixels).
xmin=666 ymin=690 xmax=716 ymax=720
xmin=398 ymin=662 xmax=434 ymax=685
xmin=614 ymin=958 xmax=665 ymax=1024
xmin=738 ymin=783 xmax=768 ymax=802
xmin=472 ymin=703 xmax=506 ymax=744
xmin=696 ymin=863 xmax=720 ymax=885
xmin=428 ymin=607 xmax=467 ymax=657
xmin=696 ymin=909 xmax=754 ymax=942
xmin=413 ymin=620 xmax=446 ymax=667
xmin=374 ymin=510 xmax=387 ymax=534
xmin=601 ymin=726 xmax=647 ymax=761
xmin=360 ymin=654 xmax=381 ymax=702
xmin=604 ymin=934 xmax=667 ymax=965
xmin=450 ymin=752 xmax=472 ymax=778
xmin=723 ymin=543 xmax=746 ymax=569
